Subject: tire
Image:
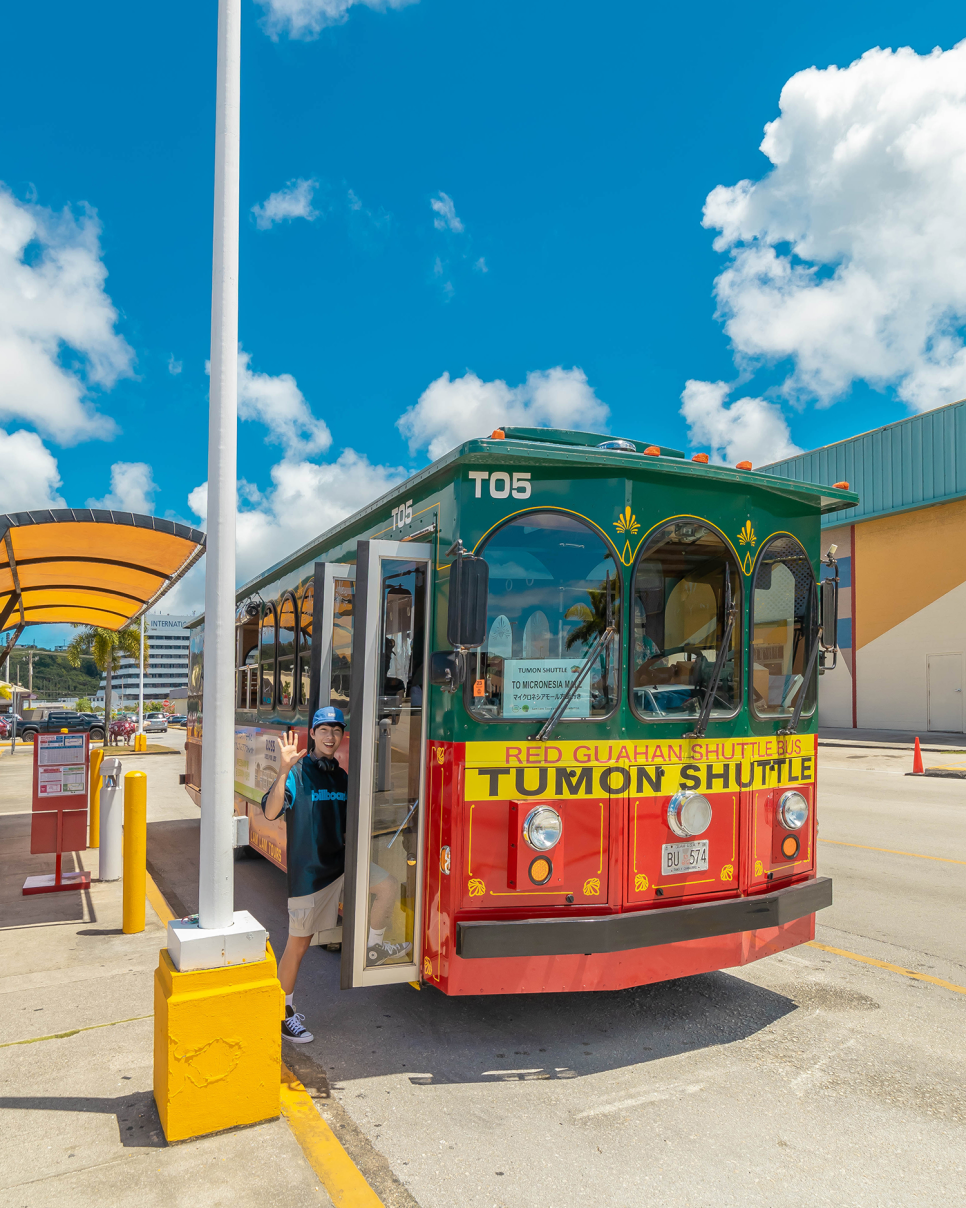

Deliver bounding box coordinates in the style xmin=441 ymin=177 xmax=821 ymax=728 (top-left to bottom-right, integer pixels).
xmin=20 ymin=729 xmax=39 ymax=743
xmin=89 ymin=728 xmax=105 ymax=742
xmin=233 ymin=844 xmax=260 ymax=861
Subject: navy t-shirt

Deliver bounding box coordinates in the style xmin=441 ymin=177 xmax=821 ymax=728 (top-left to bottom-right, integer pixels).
xmin=261 ymin=754 xmax=348 ymax=898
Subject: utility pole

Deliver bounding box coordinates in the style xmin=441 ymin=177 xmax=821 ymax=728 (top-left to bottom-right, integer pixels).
xmin=138 ymin=614 xmax=145 ymax=740
xmin=28 ymin=650 xmax=33 ymax=698
xmin=198 ymin=0 xmax=240 ymax=932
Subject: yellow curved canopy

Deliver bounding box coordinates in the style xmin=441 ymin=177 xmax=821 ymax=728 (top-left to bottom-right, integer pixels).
xmin=0 ymin=510 xmax=206 ymax=632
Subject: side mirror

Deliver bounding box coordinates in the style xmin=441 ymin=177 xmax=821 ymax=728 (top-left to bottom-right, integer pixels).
xmin=446 ymin=544 xmax=488 ymax=649
xmin=430 ymin=650 xmax=464 ymax=692
xmin=820 ymin=577 xmax=838 ymax=651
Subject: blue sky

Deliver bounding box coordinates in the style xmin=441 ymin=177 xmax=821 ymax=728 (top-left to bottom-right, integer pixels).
xmin=2 ymin=0 xmax=966 ymax=644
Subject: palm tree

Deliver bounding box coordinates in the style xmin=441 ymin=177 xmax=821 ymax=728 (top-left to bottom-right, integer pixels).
xmin=65 ymin=626 xmax=148 ymax=735
xmin=564 ymin=573 xmax=616 ymax=703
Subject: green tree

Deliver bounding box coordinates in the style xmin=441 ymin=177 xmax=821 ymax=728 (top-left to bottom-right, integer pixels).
xmin=65 ymin=626 xmax=149 ymax=728
xmin=75 ymin=696 xmax=93 ymax=713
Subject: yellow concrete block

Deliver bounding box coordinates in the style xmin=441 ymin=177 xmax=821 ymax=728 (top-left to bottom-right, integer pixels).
xmin=153 ymin=943 xmax=285 ymax=1142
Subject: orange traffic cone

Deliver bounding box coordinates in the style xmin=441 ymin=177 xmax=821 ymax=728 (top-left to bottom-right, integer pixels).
xmin=912 ymin=737 xmax=924 ymax=775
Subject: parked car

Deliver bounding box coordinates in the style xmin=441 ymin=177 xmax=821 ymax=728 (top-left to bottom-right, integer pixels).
xmin=0 ymin=714 xmax=24 ymax=738
xmin=168 ymin=714 xmax=188 ymax=726
xmin=18 ymin=710 xmax=106 ymax=743
xmin=143 ymin=711 xmax=168 ymax=734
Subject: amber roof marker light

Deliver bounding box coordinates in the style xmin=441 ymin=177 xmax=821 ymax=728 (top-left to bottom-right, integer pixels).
xmin=490 ymin=429 xmax=506 ymax=439
xmin=691 ymin=453 xmax=709 ymax=463
xmin=644 ymin=445 xmax=661 ymax=456
xmin=833 ymin=480 xmax=850 ymax=489
xmin=736 ymin=460 xmax=753 ymax=470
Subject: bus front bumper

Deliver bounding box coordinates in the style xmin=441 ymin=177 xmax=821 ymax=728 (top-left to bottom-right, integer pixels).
xmin=455 ymin=876 xmax=832 ymax=961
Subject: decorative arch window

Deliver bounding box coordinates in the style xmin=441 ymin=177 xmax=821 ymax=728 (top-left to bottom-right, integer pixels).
xmin=467 ymin=510 xmax=620 ymax=722
xmin=259 ymin=604 xmax=277 ymax=710
xmin=235 ymin=603 xmax=259 ymax=709
xmin=631 ymin=520 xmax=741 ymax=720
xmin=751 ymin=535 xmax=818 ymax=718
xmin=277 ymin=593 xmax=298 ymax=711
xmin=298 ymin=583 xmax=314 ymax=710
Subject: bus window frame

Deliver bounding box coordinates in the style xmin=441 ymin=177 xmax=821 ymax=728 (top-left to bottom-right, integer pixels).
xmin=298 ymin=579 xmax=315 ymax=711
xmin=749 ymin=533 xmax=818 ymax=723
xmin=463 ymin=507 xmax=623 ymax=727
xmin=628 ymin=517 xmax=743 ymax=725
xmin=235 ymin=604 xmax=259 ymax=711
xmin=276 ymin=590 xmax=299 ymax=716
xmin=259 ymin=602 xmax=278 ymax=713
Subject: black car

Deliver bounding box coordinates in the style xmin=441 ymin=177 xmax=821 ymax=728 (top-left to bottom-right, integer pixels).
xmin=19 ymin=710 xmax=106 ymax=743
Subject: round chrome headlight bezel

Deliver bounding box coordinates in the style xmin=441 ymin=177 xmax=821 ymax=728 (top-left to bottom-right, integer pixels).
xmin=523 ymin=806 xmax=562 ymax=851
xmin=666 ymin=791 xmax=713 ymax=838
xmin=778 ymin=790 xmax=809 ymax=831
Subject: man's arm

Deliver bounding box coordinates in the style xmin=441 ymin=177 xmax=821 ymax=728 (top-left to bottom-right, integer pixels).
xmin=263 ymin=730 xmax=305 ymax=820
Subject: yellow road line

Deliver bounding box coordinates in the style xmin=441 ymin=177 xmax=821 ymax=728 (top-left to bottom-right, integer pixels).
xmin=280 ymin=1064 xmax=385 ymax=1207
xmin=818 ymin=838 xmax=966 ymax=866
xmin=145 ymin=871 xmax=175 ymax=924
xmin=808 ymin=942 xmax=966 ymax=996
xmin=0 ymin=1014 xmax=151 ymax=1049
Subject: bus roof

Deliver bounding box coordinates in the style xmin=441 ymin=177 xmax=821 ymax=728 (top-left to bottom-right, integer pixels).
xmin=229 ymin=428 xmax=859 ymax=605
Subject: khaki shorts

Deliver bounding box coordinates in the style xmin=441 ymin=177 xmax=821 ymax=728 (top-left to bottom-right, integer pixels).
xmin=288 ymin=864 xmax=390 ymax=937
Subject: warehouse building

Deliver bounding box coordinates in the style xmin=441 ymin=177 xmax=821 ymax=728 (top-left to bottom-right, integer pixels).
xmin=763 ymin=399 xmax=966 ymax=733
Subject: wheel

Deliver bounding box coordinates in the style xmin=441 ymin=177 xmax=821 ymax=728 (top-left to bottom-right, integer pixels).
xmin=90 ymin=728 xmax=105 ymax=742
xmin=233 ymin=844 xmax=261 ymax=861
xmin=21 ymin=730 xmax=38 ymax=743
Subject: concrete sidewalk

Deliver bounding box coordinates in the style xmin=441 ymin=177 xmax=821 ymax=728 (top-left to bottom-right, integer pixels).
xmin=0 ymin=768 xmax=332 ymax=1206
xmin=819 ymin=726 xmax=966 ymax=749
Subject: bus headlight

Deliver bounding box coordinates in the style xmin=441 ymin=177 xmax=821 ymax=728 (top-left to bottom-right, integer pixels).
xmin=667 ymin=791 xmax=712 ymax=838
xmin=778 ymin=790 xmax=809 ymax=830
xmin=523 ymin=806 xmax=562 ymax=851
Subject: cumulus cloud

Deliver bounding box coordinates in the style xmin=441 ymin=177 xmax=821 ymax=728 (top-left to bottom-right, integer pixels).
xmin=236 ymin=349 xmax=332 ymax=458
xmin=474 ymin=257 xmax=488 ymax=273
xmin=680 ymin=380 xmax=802 ymax=467
xmin=431 ymin=191 xmax=464 ymax=233
xmin=0 ymin=429 xmax=65 ymax=511
xmin=0 ymin=185 xmax=133 ymax=445
xmin=398 ymin=367 xmax=610 ymax=461
xmin=703 ymin=40 xmax=966 ymax=414
xmin=87 ymin=462 xmax=158 ymax=514
xmin=257 ymin=0 xmax=416 ymax=41
xmin=251 ymin=178 xmax=318 ymax=230
xmin=168 ymin=355 xmax=182 ymax=375
xmin=188 ymin=450 xmax=405 ymax=588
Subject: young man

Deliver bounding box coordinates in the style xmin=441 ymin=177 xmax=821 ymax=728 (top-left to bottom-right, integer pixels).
xmin=263 ymin=706 xmax=411 ymax=1044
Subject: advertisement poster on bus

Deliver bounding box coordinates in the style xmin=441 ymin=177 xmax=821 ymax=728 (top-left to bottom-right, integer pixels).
xmin=234 ymin=726 xmax=281 ymax=801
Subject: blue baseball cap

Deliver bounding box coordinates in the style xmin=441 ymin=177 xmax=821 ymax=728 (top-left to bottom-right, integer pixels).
xmin=311 ymin=706 xmax=346 ymax=730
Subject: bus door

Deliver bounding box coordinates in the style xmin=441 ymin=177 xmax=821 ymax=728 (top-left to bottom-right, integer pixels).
xmin=341 ymin=539 xmax=432 ymax=988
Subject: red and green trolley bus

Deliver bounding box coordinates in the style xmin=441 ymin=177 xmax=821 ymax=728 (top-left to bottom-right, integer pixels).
xmin=184 ymin=425 xmax=853 ymax=995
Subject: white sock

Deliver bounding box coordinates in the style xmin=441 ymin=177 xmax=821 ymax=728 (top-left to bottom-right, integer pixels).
xmin=285 ymin=993 xmax=294 ymax=1008
xmin=368 ymin=927 xmax=385 ymax=946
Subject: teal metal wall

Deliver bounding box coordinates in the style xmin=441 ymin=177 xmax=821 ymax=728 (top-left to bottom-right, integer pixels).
xmin=761 ymin=399 xmax=966 ymax=527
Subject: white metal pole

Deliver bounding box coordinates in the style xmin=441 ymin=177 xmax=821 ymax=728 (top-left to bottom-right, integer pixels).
xmin=199 ymin=0 xmax=240 ymax=931
xmin=138 ymin=614 xmax=145 ymax=737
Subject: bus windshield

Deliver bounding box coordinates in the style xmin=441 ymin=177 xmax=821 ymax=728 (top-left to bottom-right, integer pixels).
xmin=752 ymin=535 xmax=818 ymax=718
xmin=468 ymin=511 xmax=620 ymax=722
xmin=631 ymin=521 xmax=741 ymax=720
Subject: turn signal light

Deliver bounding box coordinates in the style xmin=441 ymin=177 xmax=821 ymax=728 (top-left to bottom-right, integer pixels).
xmin=833 ymin=480 xmax=849 ymax=489
xmin=644 ymin=445 xmax=661 ymax=456
xmin=736 ymin=460 xmax=753 ymax=470
xmin=491 ymin=429 xmax=505 ymax=439
xmin=691 ymin=453 xmax=709 ymax=463
xmin=781 ymin=834 xmax=801 ymax=859
xmin=529 ymin=856 xmax=552 ymax=885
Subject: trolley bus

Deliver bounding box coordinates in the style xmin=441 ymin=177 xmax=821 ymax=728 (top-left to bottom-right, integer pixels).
xmin=184 ymin=425 xmax=853 ymax=995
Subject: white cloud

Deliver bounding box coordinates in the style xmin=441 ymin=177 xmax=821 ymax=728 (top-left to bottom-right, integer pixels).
xmin=87 ymin=461 xmax=158 ymax=514
xmin=257 ymin=0 xmax=416 ymax=41
xmin=431 ymin=191 xmax=464 ymax=233
xmin=398 ymin=367 xmax=610 ymax=462
xmin=0 ymin=429 xmax=65 ymax=511
xmin=168 ymin=354 xmax=182 ymax=375
xmin=702 ymin=39 xmax=966 ymax=413
xmin=252 ymin=178 xmax=318 ymax=230
xmin=188 ymin=449 xmax=406 ymax=589
xmin=474 ymin=257 xmax=488 ymax=273
xmin=680 ymin=380 xmax=802 ymax=467
xmin=0 ymin=185 xmax=133 ymax=444
xmin=237 ymin=349 xmax=332 ymax=458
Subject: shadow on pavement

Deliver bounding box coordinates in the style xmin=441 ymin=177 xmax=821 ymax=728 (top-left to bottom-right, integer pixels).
xmin=0 ymin=1090 xmax=167 ymax=1148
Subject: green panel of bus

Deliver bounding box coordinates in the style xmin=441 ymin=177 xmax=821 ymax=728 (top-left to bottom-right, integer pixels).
xmin=184 ymin=426 xmax=854 ymax=994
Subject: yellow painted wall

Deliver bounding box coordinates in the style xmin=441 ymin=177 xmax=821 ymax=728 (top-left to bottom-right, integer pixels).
xmin=855 ymin=496 xmax=966 ymax=650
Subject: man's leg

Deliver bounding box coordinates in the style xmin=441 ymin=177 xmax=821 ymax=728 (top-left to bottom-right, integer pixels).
xmin=278 ymin=932 xmax=313 ymax=996
xmin=368 ymin=873 xmax=396 ymax=937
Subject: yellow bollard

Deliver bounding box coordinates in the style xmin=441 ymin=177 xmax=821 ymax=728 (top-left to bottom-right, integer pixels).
xmin=123 ymin=770 xmax=147 ymax=934
xmin=89 ymin=747 xmax=103 ymax=849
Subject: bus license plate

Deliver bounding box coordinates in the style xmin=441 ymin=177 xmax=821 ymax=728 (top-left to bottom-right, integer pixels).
xmin=661 ymin=840 xmax=709 ymax=875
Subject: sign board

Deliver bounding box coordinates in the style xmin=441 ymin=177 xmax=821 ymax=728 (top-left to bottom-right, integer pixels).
xmin=501 ymin=658 xmax=591 ymax=719
xmin=30 ymin=732 xmax=89 ymax=855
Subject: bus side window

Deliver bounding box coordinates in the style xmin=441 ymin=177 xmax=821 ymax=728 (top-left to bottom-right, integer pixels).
xmin=277 ymin=592 xmax=297 ymax=712
xmin=298 ymin=583 xmax=313 ymax=710
xmin=260 ymin=604 xmax=277 ymax=711
xmin=236 ymin=606 xmax=258 ymax=709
